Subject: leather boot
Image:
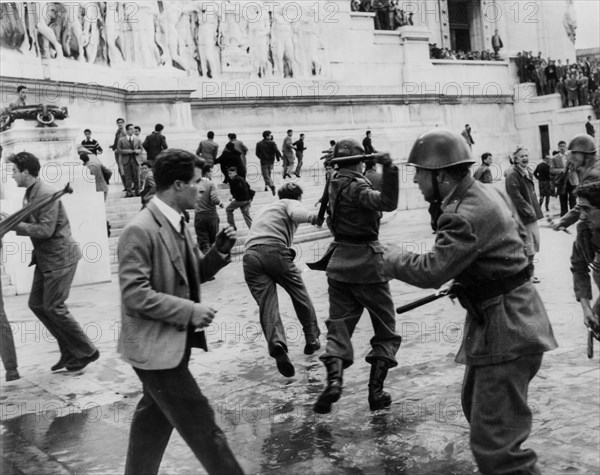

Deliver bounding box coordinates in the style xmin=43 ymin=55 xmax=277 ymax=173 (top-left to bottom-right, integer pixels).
xmin=368 ymin=359 xmax=392 ymax=411
xmin=313 ymin=358 xmax=343 ymax=414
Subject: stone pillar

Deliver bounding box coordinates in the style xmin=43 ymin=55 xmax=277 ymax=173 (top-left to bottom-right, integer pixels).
xmin=399 ymin=27 xmax=435 ymax=85
xmin=0 ymin=120 xmax=111 ymax=294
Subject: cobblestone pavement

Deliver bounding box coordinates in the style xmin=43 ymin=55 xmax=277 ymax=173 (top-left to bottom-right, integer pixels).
xmin=1 ymin=204 xmax=599 ymax=475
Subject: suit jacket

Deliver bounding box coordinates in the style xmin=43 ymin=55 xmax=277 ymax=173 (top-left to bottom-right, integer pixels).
xmin=505 ymin=166 xmax=543 ymax=224
xmin=586 ymin=121 xmax=596 ymax=137
xmin=117 ymin=136 xmax=143 ymax=166
xmin=117 ymin=200 xmax=230 ymax=370
xmin=16 ymin=181 xmax=82 ymax=272
xmin=142 ymin=132 xmax=168 ymax=162
xmin=255 ymin=139 xmax=282 ymax=164
xmin=196 ymin=139 xmax=219 ymax=166
xmin=85 ymin=158 xmax=109 ymax=193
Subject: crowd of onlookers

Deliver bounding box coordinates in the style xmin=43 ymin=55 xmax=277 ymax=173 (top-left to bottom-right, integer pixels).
xmin=429 ymin=44 xmax=500 ymax=61
xmin=351 ymin=0 xmax=414 ymax=30
xmin=516 ymin=52 xmax=600 ymax=111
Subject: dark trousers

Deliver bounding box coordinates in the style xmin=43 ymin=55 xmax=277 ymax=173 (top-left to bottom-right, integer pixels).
xmin=260 ymin=163 xmax=274 ymax=188
xmin=0 ymin=285 xmax=18 ymax=372
xmin=122 ymin=158 xmax=140 ymax=193
xmin=295 ymin=152 xmax=304 ymax=177
xmin=282 ymin=156 xmax=295 ymax=177
xmin=243 ymin=246 xmax=320 ymax=356
xmin=226 ymin=200 xmax=252 ymax=229
xmin=28 ymin=264 xmax=96 ymax=360
xmin=125 ymin=348 xmax=244 ymax=475
xmin=115 ymin=152 xmax=127 ymax=189
xmin=194 ymin=212 xmax=220 ymax=254
xmin=559 ymin=182 xmax=577 ymax=217
xmin=321 ymin=278 xmax=402 ymax=368
xmin=462 ymin=353 xmax=543 ymax=475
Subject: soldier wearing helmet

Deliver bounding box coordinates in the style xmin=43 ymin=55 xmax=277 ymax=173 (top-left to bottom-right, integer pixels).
xmin=309 ymin=137 xmax=402 ymax=415
xmin=552 ymin=133 xmax=600 ymax=231
xmin=383 ymin=128 xmax=557 ymax=475
xmin=243 ymin=182 xmax=321 ymax=378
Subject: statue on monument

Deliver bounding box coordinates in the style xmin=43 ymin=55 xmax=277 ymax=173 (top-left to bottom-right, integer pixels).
xmin=101 ymin=1 xmax=125 ymax=66
xmin=293 ymin=3 xmax=323 ymax=78
xmin=563 ymin=0 xmax=577 ymax=44
xmin=121 ymin=1 xmax=160 ymax=68
xmin=196 ymin=1 xmax=221 ymax=78
xmin=247 ymin=1 xmax=272 ymax=79
xmin=271 ymin=2 xmax=296 ymax=78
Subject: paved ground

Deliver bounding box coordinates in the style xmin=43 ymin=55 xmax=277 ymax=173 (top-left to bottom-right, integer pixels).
xmin=1 ymin=202 xmax=599 ymax=475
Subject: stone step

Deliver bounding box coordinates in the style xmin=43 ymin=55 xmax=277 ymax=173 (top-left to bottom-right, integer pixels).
xmin=2 ymin=285 xmax=16 ymax=297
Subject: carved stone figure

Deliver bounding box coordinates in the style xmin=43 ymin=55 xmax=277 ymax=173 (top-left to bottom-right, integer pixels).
xmin=271 ymin=2 xmax=296 ymax=78
xmin=121 ymin=1 xmax=160 ymax=67
xmin=0 ymin=3 xmax=26 ymax=50
xmin=247 ymin=1 xmax=271 ymax=78
xmin=294 ymin=3 xmax=322 ymax=78
xmin=102 ymin=2 xmax=125 ymax=66
xmin=563 ymin=0 xmax=577 ymax=44
xmin=196 ymin=1 xmax=221 ymax=78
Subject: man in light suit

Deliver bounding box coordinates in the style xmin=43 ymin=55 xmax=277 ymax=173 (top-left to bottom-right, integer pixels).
xmin=117 ymin=123 xmax=143 ymax=197
xmin=118 ymin=149 xmax=244 ymax=475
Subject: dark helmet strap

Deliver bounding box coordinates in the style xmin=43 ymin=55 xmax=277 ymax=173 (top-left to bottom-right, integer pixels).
xmin=429 ymin=170 xmax=443 ymax=232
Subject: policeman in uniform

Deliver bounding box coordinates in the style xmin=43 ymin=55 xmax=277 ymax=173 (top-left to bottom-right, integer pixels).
xmin=310 ymin=138 xmax=402 ymax=414
xmin=383 ymin=129 xmax=557 ymax=475
xmin=553 ymin=133 xmax=600 ymax=231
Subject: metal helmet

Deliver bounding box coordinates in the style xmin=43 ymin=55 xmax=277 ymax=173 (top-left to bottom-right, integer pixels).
xmin=568 ymin=134 xmax=597 ymax=154
xmin=333 ymin=138 xmax=364 ymax=159
xmin=407 ymin=128 xmax=475 ymax=169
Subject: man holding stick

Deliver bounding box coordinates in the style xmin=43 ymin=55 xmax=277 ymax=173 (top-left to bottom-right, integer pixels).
xmin=383 ymin=129 xmax=557 ymax=475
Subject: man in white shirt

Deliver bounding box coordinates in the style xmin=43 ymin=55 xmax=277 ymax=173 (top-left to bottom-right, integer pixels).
xmin=118 ymin=149 xmax=243 ymax=475
xmin=243 ymin=183 xmax=320 ymax=377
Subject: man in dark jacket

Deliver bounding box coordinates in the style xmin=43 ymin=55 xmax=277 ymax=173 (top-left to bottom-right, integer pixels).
xmin=473 ymin=153 xmax=493 ymax=184
xmin=142 ymin=124 xmax=168 ymax=166
xmin=310 ymin=138 xmax=401 ymax=415
xmin=362 ymin=130 xmax=376 ymax=154
xmin=383 ymin=129 xmax=557 ymax=475
xmin=255 ymin=130 xmax=282 ymax=195
xmin=533 ymin=155 xmax=552 ymax=212
xmin=226 ymin=167 xmax=254 ymax=230
xmin=8 ymin=152 xmax=99 ymax=372
xmin=215 ymin=142 xmax=246 ymax=184
xmin=505 ymin=146 xmax=544 ymax=283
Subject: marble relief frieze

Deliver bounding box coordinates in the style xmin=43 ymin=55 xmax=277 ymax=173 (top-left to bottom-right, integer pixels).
xmin=0 ymin=1 xmax=331 ymax=79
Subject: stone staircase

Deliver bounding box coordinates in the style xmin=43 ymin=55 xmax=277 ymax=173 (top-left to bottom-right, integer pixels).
xmin=105 ymin=172 xmax=333 ymax=274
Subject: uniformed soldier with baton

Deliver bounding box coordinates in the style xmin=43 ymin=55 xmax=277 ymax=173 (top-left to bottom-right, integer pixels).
xmin=382 ymin=129 xmax=557 ymax=475
xmin=308 ymin=138 xmax=402 ymax=414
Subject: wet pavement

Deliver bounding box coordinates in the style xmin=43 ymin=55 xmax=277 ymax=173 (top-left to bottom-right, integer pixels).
xmin=1 ymin=204 xmax=599 ymax=475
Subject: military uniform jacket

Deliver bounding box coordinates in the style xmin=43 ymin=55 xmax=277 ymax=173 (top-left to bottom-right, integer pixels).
xmin=383 ymin=176 xmax=557 ymax=366
xmin=559 ymin=157 xmax=600 ymax=228
xmin=320 ymin=166 xmax=398 ymax=284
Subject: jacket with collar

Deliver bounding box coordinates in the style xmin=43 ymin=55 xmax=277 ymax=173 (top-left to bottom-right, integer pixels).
xmin=383 ymin=176 xmax=557 ymax=366
xmin=117 ymin=200 xmax=230 ymax=370
xmin=16 ymin=181 xmax=81 ymax=272
xmin=505 ymin=166 xmax=544 ymax=224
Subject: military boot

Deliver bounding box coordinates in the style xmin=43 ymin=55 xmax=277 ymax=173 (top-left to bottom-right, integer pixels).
xmin=313 ymin=358 xmax=343 ymax=414
xmin=368 ymin=359 xmax=392 ymax=411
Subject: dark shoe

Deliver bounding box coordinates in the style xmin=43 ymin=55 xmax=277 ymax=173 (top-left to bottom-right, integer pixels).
xmin=125 ymin=192 xmax=134 ymax=198
xmin=368 ymin=359 xmax=392 ymax=411
xmin=6 ymin=370 xmax=20 ymax=382
xmin=272 ymin=344 xmax=295 ymax=377
xmin=51 ymin=353 xmax=74 ymax=372
xmin=314 ymin=358 xmax=343 ymax=414
xmin=66 ymin=350 xmax=100 ymax=372
xmin=303 ymin=339 xmax=321 ymax=355
xmin=270 ymin=185 xmax=276 ymax=196
xmin=264 ymin=186 xmax=268 ymax=192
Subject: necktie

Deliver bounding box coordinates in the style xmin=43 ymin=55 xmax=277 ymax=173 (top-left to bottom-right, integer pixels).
xmin=180 ymin=216 xmax=186 ymax=236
